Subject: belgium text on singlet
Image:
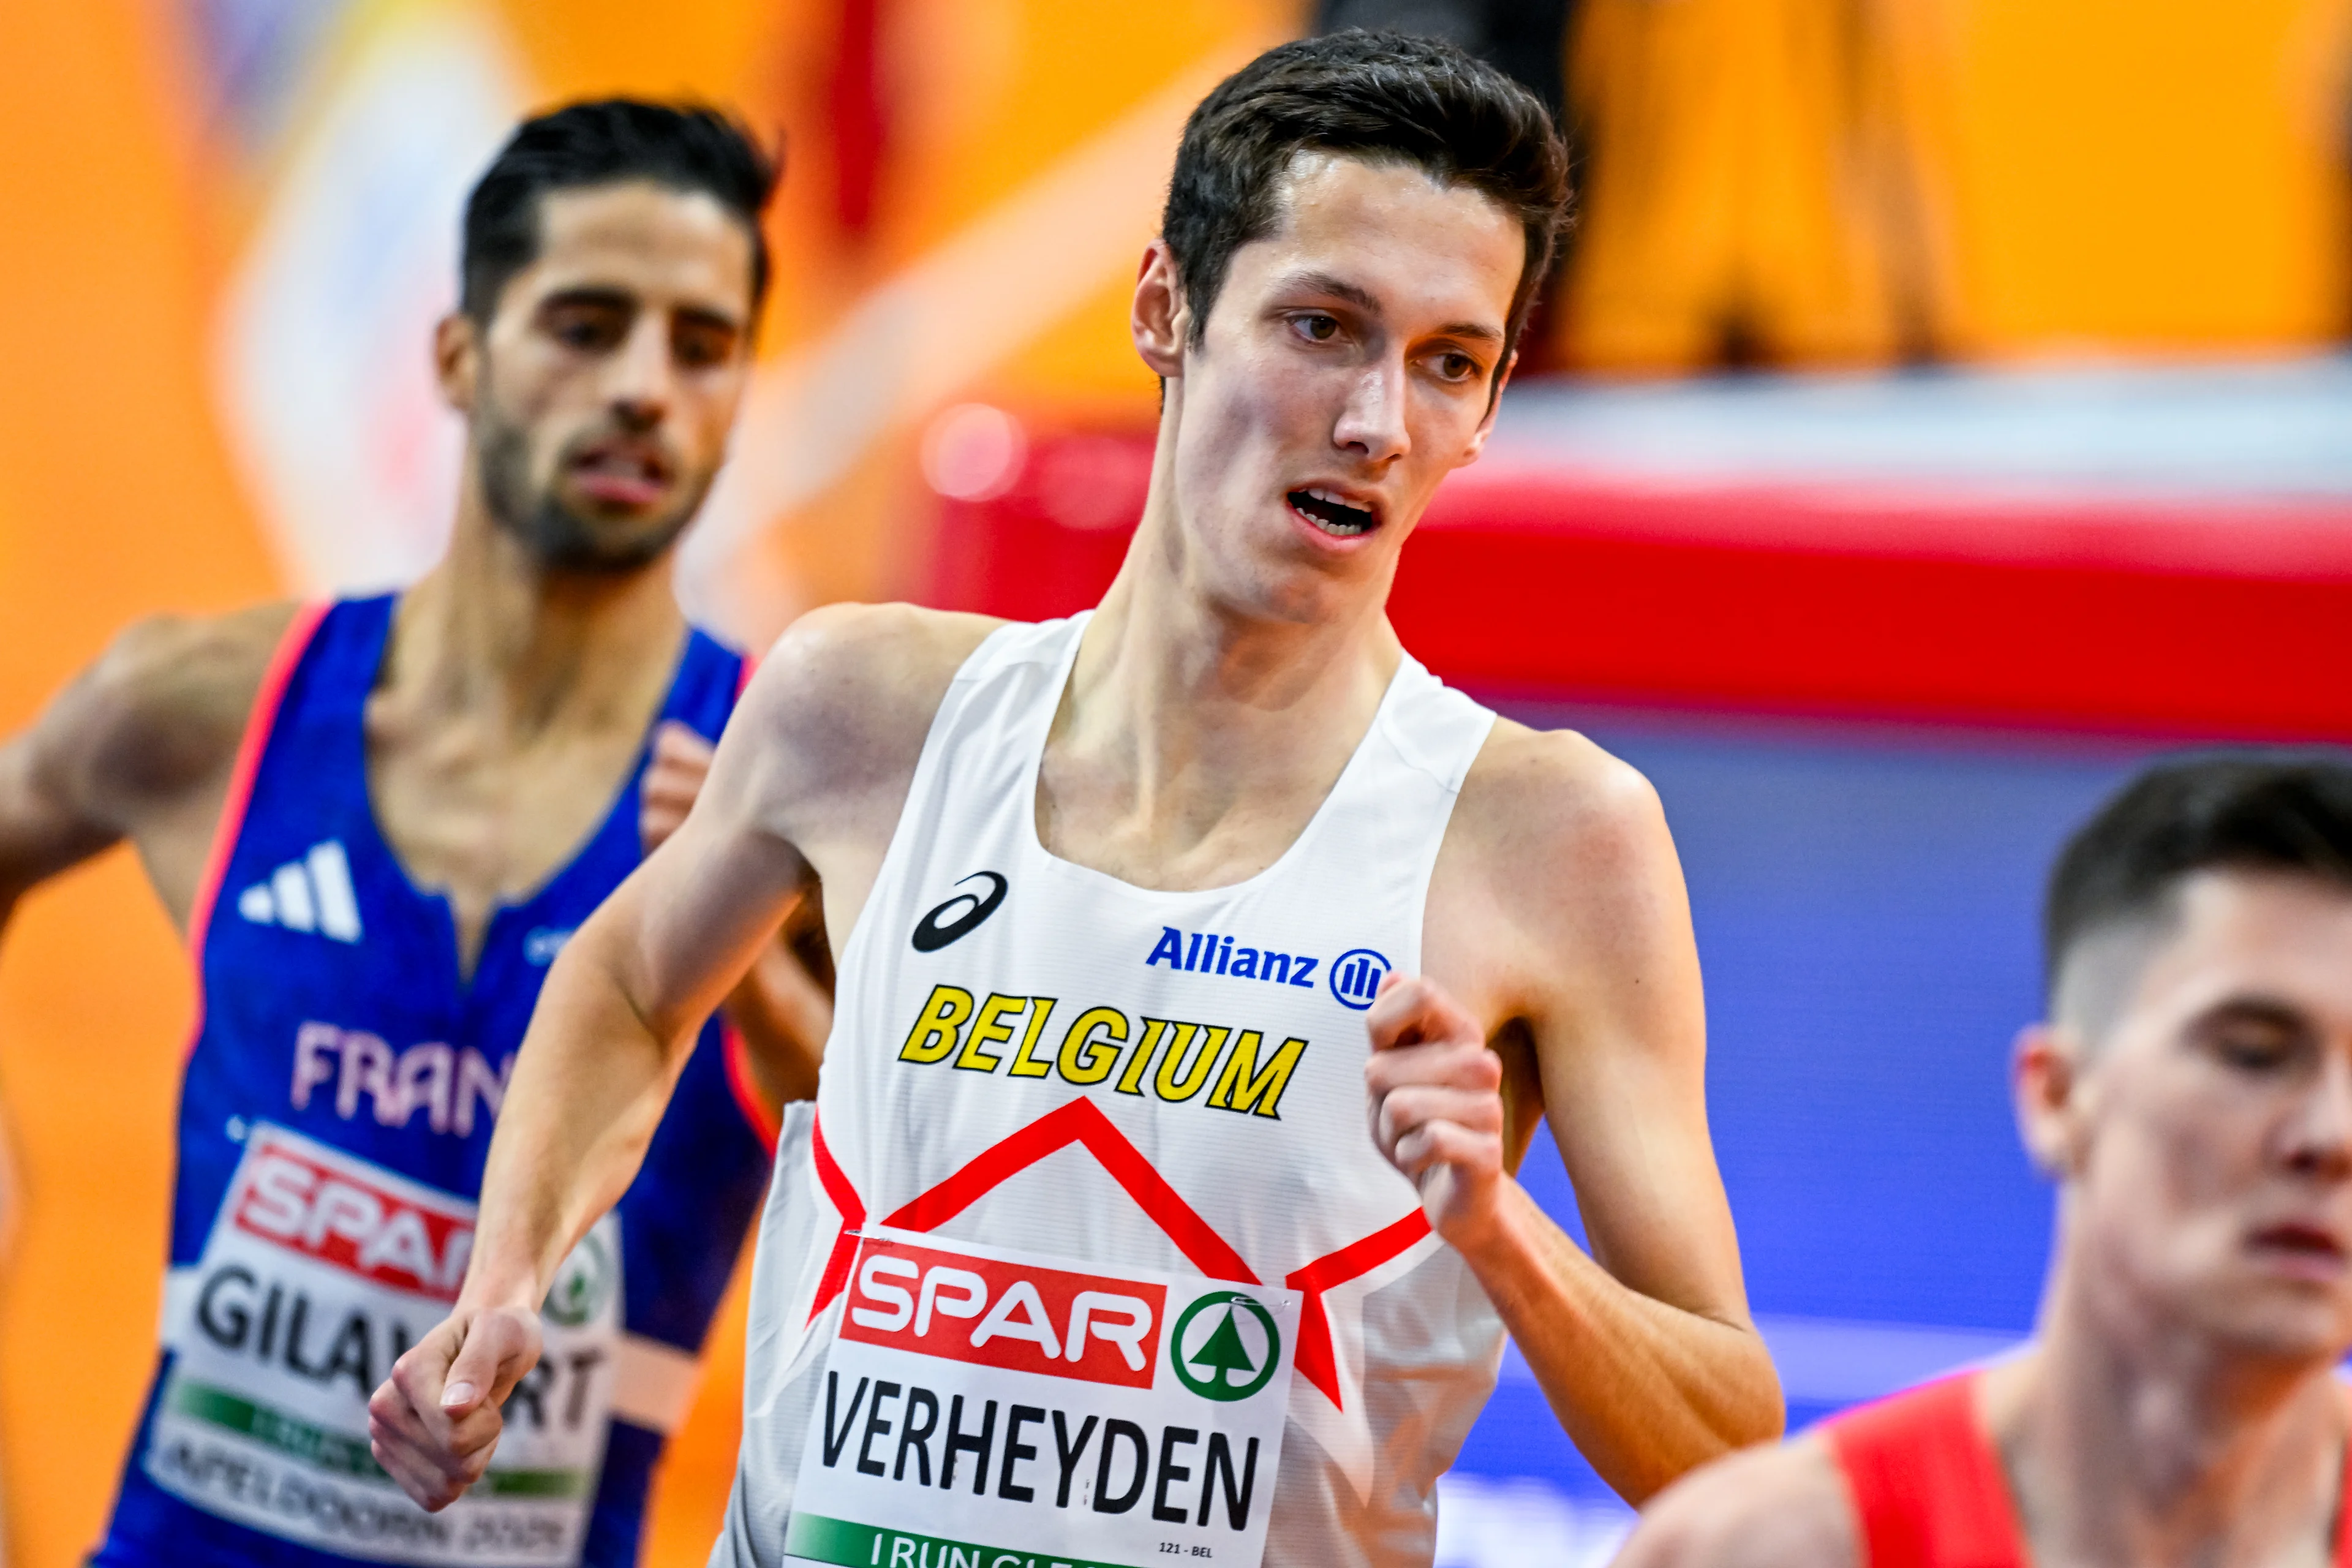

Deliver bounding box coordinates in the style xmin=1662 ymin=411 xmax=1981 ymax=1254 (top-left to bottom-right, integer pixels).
xmin=718 ymin=614 xmax=1509 ymax=1568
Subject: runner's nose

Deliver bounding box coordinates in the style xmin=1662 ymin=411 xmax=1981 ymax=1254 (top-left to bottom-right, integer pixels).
xmin=1332 ymin=358 xmax=1409 ymax=467
xmin=2280 ymin=1047 xmax=2352 ymax=1180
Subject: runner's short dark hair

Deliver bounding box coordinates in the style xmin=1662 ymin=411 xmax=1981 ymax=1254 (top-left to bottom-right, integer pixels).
xmin=2046 ymin=752 xmax=2352 ymax=1004
xmin=1162 ymin=29 xmax=1570 ymax=372
xmin=461 ymin=99 xmax=779 ymax=323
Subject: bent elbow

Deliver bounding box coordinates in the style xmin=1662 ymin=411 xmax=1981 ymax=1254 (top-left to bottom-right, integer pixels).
xmin=1723 ymin=1333 xmax=1789 ymax=1448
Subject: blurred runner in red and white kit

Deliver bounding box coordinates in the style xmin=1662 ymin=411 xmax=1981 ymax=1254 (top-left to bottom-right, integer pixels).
xmin=1621 ymin=755 xmax=2352 ymax=1568
xmin=375 ymin=32 xmax=1782 ymax=1568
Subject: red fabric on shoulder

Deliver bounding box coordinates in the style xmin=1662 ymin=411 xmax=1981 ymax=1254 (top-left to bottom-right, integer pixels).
xmin=180 ymin=600 xmax=330 ymax=1063
xmin=1823 ymin=1374 xmax=2029 ymax=1568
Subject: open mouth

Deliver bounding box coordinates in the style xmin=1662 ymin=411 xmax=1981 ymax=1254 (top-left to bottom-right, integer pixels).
xmin=569 ymin=441 xmax=674 ymax=507
xmin=1287 ymin=488 xmax=1378 ymax=538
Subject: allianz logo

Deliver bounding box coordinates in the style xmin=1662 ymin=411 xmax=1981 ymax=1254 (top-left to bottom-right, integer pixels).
xmin=1144 ymin=926 xmax=1390 ymax=1012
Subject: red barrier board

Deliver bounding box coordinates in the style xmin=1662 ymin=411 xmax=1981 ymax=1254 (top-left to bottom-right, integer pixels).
xmin=922 ymin=432 xmax=2352 ymax=741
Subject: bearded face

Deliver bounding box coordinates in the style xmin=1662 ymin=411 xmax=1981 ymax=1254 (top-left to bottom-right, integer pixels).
xmin=453 ymin=179 xmax=756 ymax=576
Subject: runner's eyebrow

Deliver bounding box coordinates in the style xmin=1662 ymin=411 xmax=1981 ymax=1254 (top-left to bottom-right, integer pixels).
xmin=1275 ymin=270 xmax=1501 ymax=342
xmin=538 ymin=286 xmax=636 ymax=314
xmin=537 ymin=288 xmax=744 ymax=336
xmin=2190 ymin=995 xmax=2311 ymax=1036
xmin=1431 ymin=320 xmax=1503 ymax=344
xmin=674 ymin=303 xmax=745 ymax=337
xmin=1279 ymin=270 xmax=1382 ymax=317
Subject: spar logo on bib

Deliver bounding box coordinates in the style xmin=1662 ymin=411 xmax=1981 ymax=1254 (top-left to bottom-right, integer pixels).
xmin=1170 ymin=1291 xmax=1281 ymax=1401
xmin=233 ymin=1133 xmax=471 ymax=1299
xmin=841 ymin=1235 xmax=1166 ymax=1389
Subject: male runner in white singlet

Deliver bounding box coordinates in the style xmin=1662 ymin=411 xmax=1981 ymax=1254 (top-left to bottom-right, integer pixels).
xmin=376 ymin=34 xmax=1784 ymax=1567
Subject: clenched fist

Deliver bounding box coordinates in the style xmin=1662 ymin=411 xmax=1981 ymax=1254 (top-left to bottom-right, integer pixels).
xmin=1364 ymin=972 xmax=1506 ymax=1246
xmin=641 ymin=719 xmax=717 ymax=854
xmin=368 ymin=1305 xmax=543 ymax=1510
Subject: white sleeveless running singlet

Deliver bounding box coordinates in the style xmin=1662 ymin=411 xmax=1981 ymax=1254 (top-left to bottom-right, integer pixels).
xmin=718 ymin=614 xmax=1506 ymax=1568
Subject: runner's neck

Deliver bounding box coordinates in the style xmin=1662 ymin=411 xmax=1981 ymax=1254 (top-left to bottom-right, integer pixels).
xmin=368 ymin=519 xmax=689 ymax=976
xmin=384 ymin=516 xmax=686 ymax=743
xmin=1040 ymin=559 xmax=1404 ymax=893
xmin=1992 ymin=1305 xmax=2348 ymax=1564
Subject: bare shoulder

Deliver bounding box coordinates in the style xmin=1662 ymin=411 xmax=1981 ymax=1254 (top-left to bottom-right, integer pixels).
xmin=1614 ymin=1436 xmax=1860 ymax=1568
xmin=752 ymin=601 xmax=1001 ymax=727
xmin=735 ymin=602 xmax=1003 ymax=834
xmin=1427 ymin=715 xmax=1698 ymax=1065
xmin=31 ymin=601 xmax=298 ymax=820
xmin=1455 ymin=716 xmax=1668 ymax=866
xmin=1445 ymin=717 xmax=1682 ymax=940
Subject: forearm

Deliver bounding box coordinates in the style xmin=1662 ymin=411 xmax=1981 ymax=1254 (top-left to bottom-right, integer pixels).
xmin=1458 ymin=1180 xmax=1784 ymax=1503
xmin=0 ymin=755 xmax=118 ymax=938
xmin=717 ymin=915 xmax=832 ymax=1108
xmin=461 ymin=933 xmax=692 ymax=1313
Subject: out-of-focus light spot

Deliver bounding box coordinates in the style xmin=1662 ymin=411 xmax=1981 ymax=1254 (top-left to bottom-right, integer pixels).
xmin=922 ymin=403 xmax=1027 ymax=501
xmin=1038 ymin=435 xmax=1151 ymax=531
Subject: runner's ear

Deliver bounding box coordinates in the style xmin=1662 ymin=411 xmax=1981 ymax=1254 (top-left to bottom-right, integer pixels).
xmin=2013 ymin=1024 xmax=2086 ymax=1178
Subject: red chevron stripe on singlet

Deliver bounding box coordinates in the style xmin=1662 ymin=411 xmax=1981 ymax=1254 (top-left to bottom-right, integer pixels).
xmin=805 ymin=1099 xmax=1430 ymax=1409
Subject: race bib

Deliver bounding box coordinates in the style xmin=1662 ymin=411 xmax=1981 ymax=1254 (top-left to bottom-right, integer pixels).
xmin=148 ymin=1123 xmax=622 ymax=1566
xmin=786 ymin=1229 xmax=1299 ymax=1568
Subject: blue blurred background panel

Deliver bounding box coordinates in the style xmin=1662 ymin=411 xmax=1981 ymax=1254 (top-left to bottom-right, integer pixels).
xmin=1442 ymin=701 xmax=2166 ymax=1516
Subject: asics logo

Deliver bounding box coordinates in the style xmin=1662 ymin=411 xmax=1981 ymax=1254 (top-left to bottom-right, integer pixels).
xmin=911 ymin=871 xmax=1008 ymax=952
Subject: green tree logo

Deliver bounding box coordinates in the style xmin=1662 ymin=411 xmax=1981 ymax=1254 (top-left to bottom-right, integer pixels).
xmin=542 ymin=1233 xmax=615 ymax=1329
xmin=1170 ymin=1292 xmax=1281 ymax=1401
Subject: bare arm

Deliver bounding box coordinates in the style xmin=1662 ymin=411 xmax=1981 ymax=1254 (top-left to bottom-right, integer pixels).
xmin=1610 ymin=1436 xmax=1860 ymax=1568
xmin=0 ymin=605 xmax=292 ymax=938
xmin=1366 ymin=726 xmax=1782 ymax=1503
xmin=641 ymin=720 xmax=834 ymax=1109
xmin=370 ymin=603 xmax=997 ymax=1509
xmin=0 ymin=704 xmax=117 ymax=936
xmin=0 ymin=606 xmax=289 ymax=1337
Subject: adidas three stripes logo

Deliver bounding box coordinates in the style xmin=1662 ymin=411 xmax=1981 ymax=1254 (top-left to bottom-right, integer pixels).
xmin=236 ymin=840 xmax=363 ymax=943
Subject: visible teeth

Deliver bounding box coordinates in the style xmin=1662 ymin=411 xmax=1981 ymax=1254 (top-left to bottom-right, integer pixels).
xmin=1287 ymin=489 xmax=1372 ymax=537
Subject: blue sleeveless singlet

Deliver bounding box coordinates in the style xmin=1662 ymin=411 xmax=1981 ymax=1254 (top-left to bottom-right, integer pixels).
xmin=92 ymin=595 xmax=775 ymax=1568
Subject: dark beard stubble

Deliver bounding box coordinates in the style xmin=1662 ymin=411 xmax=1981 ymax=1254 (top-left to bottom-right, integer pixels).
xmin=475 ymin=396 xmax=710 ymax=575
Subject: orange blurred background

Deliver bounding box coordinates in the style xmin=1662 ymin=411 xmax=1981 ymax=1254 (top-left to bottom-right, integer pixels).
xmin=4 ymin=1 xmax=2350 ymax=1564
